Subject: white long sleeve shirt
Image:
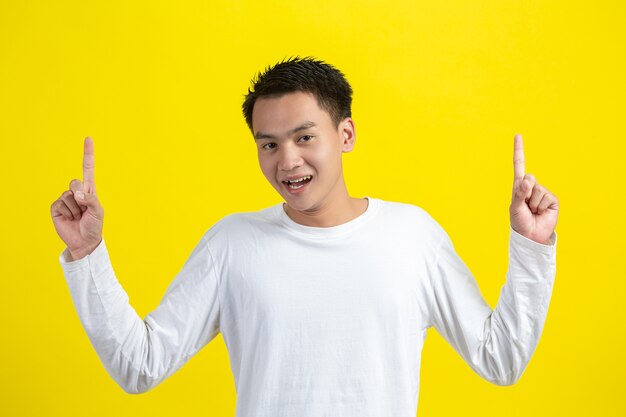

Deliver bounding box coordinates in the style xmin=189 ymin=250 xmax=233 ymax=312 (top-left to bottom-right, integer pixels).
xmin=58 ymin=196 xmax=557 ymax=417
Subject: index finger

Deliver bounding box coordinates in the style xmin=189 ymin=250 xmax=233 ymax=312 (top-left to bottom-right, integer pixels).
xmin=83 ymin=136 xmax=95 ymax=194
xmin=513 ymin=133 xmax=525 ymax=180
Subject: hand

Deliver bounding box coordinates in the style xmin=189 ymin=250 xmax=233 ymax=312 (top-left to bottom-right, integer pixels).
xmin=51 ymin=137 xmax=105 ymax=259
xmin=509 ymin=134 xmax=559 ymax=245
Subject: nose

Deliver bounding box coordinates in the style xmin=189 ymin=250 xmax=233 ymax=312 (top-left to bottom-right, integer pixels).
xmin=277 ymin=144 xmax=303 ymax=171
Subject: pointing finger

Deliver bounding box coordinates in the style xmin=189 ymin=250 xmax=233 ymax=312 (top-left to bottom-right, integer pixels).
xmin=83 ymin=136 xmax=96 ymax=194
xmin=513 ymin=133 xmax=525 ymax=181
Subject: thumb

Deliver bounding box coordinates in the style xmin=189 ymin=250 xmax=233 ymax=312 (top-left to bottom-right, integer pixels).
xmin=74 ymin=191 xmax=104 ymax=218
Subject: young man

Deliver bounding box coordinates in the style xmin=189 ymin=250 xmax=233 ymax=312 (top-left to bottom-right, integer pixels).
xmin=51 ymin=56 xmax=558 ymax=417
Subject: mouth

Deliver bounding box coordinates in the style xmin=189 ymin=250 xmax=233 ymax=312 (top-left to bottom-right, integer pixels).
xmin=281 ymin=175 xmax=313 ymax=192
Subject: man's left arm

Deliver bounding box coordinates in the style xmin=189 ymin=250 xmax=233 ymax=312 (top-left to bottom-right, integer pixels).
xmin=427 ymin=134 xmax=558 ymax=386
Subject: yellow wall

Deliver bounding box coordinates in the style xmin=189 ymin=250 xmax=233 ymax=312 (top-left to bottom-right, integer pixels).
xmin=1 ymin=1 xmax=623 ymax=416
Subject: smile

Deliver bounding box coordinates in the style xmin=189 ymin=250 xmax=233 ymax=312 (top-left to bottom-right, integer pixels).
xmin=282 ymin=175 xmax=313 ymax=192
xmin=282 ymin=175 xmax=313 ymax=189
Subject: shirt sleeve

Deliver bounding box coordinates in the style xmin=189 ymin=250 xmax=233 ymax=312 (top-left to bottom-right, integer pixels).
xmin=427 ymin=226 xmax=557 ymax=386
xmin=58 ymin=233 xmax=221 ymax=394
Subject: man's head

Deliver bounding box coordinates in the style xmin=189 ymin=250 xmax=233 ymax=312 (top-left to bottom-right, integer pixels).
xmin=242 ymin=56 xmax=353 ymax=134
xmin=242 ymin=57 xmax=358 ymax=218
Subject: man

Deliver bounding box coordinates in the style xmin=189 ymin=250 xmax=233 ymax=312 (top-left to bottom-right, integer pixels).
xmin=51 ymin=56 xmax=558 ymax=416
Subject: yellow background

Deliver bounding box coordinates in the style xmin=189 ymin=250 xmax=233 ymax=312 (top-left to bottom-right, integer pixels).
xmin=1 ymin=1 xmax=624 ymax=416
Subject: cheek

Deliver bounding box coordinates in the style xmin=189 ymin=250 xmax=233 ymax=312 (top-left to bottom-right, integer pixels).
xmin=258 ymin=157 xmax=277 ymax=182
xmin=315 ymin=147 xmax=341 ymax=170
xmin=256 ymin=156 xmax=269 ymax=175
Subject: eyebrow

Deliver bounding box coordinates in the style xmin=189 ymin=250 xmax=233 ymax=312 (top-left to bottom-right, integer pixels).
xmin=254 ymin=121 xmax=317 ymax=140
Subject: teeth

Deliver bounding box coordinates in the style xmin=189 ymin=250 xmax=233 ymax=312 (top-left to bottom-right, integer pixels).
xmin=286 ymin=175 xmax=311 ymax=184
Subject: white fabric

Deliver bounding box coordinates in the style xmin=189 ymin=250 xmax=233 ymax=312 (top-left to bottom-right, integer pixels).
xmin=59 ymin=196 xmax=557 ymax=417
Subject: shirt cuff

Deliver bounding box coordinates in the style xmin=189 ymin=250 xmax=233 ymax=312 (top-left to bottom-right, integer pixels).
xmin=58 ymin=237 xmax=110 ymax=276
xmin=510 ymin=226 xmax=557 ymax=255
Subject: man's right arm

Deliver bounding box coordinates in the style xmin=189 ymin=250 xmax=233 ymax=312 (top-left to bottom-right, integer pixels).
xmin=53 ymin=137 xmax=221 ymax=393
xmin=59 ymin=233 xmax=221 ymax=394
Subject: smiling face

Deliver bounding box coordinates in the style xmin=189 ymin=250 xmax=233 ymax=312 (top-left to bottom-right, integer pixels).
xmin=252 ymin=91 xmax=356 ymax=218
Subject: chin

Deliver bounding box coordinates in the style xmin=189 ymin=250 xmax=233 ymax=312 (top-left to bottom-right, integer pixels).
xmin=281 ymin=197 xmax=308 ymax=211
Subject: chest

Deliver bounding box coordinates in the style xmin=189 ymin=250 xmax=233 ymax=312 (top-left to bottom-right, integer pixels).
xmin=219 ymin=235 xmax=432 ymax=335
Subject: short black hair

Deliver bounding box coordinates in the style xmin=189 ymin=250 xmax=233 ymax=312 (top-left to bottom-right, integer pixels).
xmin=242 ymin=56 xmax=353 ymax=134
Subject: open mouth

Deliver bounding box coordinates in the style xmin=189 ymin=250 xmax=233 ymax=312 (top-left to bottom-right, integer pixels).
xmin=282 ymin=175 xmax=313 ymax=190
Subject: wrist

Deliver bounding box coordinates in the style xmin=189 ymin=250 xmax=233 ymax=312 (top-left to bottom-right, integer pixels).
xmin=68 ymin=238 xmax=102 ymax=261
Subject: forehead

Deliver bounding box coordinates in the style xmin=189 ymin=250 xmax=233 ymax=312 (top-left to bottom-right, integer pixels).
xmin=252 ymin=91 xmax=332 ymax=134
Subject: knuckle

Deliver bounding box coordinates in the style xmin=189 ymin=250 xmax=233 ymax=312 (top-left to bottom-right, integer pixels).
xmin=53 ymin=205 xmax=65 ymax=216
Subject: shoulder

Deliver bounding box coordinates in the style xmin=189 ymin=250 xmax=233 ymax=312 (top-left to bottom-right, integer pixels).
xmin=200 ymin=204 xmax=279 ymax=245
xmin=377 ymin=199 xmax=434 ymax=219
xmin=375 ymin=198 xmax=447 ymax=240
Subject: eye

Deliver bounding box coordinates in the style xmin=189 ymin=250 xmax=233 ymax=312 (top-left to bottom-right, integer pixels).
xmin=261 ymin=142 xmax=277 ymax=150
xmin=299 ymin=135 xmax=314 ymax=142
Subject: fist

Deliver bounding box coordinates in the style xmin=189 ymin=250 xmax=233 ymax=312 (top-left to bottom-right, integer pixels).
xmin=51 ymin=137 xmax=104 ymax=260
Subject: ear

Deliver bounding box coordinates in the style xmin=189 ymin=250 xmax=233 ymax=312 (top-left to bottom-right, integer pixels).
xmin=339 ymin=118 xmax=356 ymax=153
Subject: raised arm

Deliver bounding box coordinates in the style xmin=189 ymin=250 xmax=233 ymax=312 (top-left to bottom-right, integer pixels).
xmin=427 ymin=134 xmax=558 ymax=386
xmin=53 ymin=137 xmax=221 ymax=393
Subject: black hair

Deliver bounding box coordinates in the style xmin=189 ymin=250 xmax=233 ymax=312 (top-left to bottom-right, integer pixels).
xmin=242 ymin=56 xmax=353 ymax=133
